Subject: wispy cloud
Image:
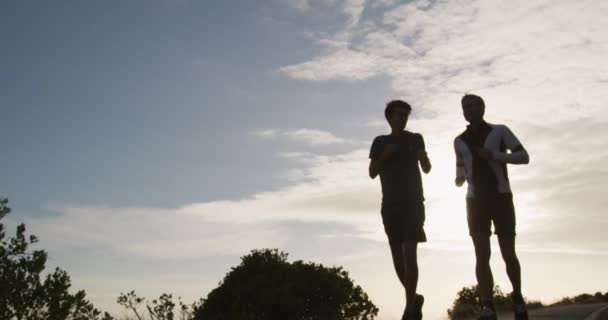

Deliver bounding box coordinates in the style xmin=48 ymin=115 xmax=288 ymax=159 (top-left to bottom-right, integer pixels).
xmin=343 ymin=0 xmax=366 ymax=26
xmin=281 ymin=48 xmax=381 ymax=81
xmin=363 ymin=119 xmax=386 ymax=128
xmin=287 ymin=0 xmax=368 ymax=29
xmin=25 ymin=135 xmax=608 ymax=263
xmin=253 ymin=128 xmax=280 ymax=138
xmin=23 ymin=150 xmax=382 ymax=260
xmin=283 ymin=128 xmax=352 ymax=145
xmin=254 ymin=128 xmax=359 ymax=145
xmin=278 ymin=0 xmax=608 ymax=257
xmin=280 ymin=0 xmax=608 ymax=119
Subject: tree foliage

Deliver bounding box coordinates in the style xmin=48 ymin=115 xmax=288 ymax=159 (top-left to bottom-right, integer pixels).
xmin=116 ymin=290 xmax=202 ymax=320
xmin=550 ymin=291 xmax=608 ymax=306
xmin=1 ymin=199 xmax=380 ymax=320
xmin=193 ymin=248 xmax=379 ymax=320
xmin=0 ymin=198 xmax=112 ymax=320
xmin=447 ymin=284 xmax=542 ymax=320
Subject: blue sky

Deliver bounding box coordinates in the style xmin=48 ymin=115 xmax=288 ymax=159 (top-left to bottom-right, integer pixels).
xmin=2 ymin=0 xmax=395 ymax=210
xmin=2 ymin=1 xmax=608 ymax=319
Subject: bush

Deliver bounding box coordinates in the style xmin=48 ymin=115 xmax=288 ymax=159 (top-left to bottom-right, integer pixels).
xmin=447 ymin=285 xmax=543 ymax=320
xmin=193 ymin=248 xmax=378 ymax=320
xmin=115 ymin=290 xmax=202 ymax=320
xmin=551 ymin=292 xmax=608 ymax=306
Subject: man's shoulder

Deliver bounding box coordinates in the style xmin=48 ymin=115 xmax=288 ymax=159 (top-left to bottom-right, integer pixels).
xmin=372 ymin=134 xmax=389 ymax=143
xmin=370 ymin=135 xmax=389 ymax=150
xmin=484 ymin=122 xmax=495 ymax=127
xmin=487 ymin=122 xmax=510 ymax=129
xmin=455 ymin=129 xmax=468 ymax=142
xmin=488 ymin=123 xmax=512 ymax=135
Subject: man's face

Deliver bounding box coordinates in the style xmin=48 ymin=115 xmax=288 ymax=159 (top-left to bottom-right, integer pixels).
xmin=461 ymin=98 xmax=484 ymax=123
xmin=388 ymin=108 xmax=409 ymax=131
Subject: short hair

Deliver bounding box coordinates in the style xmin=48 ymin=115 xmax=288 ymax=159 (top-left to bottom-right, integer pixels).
xmin=461 ymin=94 xmax=485 ymax=109
xmin=385 ymin=100 xmax=412 ymax=119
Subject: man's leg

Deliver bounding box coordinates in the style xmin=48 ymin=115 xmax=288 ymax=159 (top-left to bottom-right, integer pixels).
xmin=403 ymin=241 xmax=419 ymax=314
xmin=497 ymin=235 xmax=523 ymax=300
xmin=472 ymin=234 xmax=494 ymax=306
xmin=389 ymin=241 xmax=419 ymax=316
xmin=389 ymin=241 xmax=406 ymax=286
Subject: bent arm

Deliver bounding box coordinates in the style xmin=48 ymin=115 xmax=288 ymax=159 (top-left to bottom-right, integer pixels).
xmin=493 ymin=126 xmax=530 ymax=164
xmin=454 ymin=139 xmax=466 ymax=187
xmin=369 ymin=159 xmax=383 ymax=179
xmin=493 ymin=145 xmax=529 ymax=164
xmin=417 ymin=134 xmax=431 ymax=174
xmin=369 ymin=148 xmax=394 ymax=178
xmin=419 ymin=152 xmax=431 ymax=174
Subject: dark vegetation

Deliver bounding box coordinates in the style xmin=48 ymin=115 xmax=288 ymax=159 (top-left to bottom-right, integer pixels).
xmin=1 ymin=198 xmax=377 ymax=320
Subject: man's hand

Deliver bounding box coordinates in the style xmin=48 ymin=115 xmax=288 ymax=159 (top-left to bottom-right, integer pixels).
xmin=478 ymin=148 xmax=494 ymax=160
xmin=418 ymin=149 xmax=431 ymax=173
xmin=369 ymin=144 xmax=398 ymax=179
xmin=455 ymin=176 xmax=466 ymax=187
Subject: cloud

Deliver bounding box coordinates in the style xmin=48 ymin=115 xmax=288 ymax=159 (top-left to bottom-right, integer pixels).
xmin=253 ymin=129 xmax=280 ymax=138
xmin=283 ymin=128 xmax=352 ymax=145
xmin=363 ymin=119 xmax=386 ymax=128
xmin=27 ymin=129 xmax=608 ymax=262
xmin=275 ymin=0 xmax=608 ymax=256
xmin=22 ymin=150 xmax=385 ymax=260
xmin=287 ymin=0 xmax=369 ymax=31
xmin=254 ymin=128 xmax=359 ymax=145
xmin=278 ymin=151 xmax=317 ymax=158
xmin=280 ymin=48 xmax=382 ymax=81
xmin=279 ymin=0 xmax=608 ymax=118
xmin=343 ymin=0 xmax=366 ymax=26
xmin=21 ymin=132 xmax=608 ymax=318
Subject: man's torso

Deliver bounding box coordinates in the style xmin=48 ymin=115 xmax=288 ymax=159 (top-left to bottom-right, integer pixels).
xmin=371 ymin=132 xmax=424 ymax=204
xmin=455 ymin=122 xmax=512 ymax=198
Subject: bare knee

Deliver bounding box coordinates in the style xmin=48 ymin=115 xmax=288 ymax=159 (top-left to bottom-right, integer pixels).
xmin=403 ymin=242 xmax=418 ymax=271
xmin=498 ymin=236 xmax=519 ymax=266
xmin=472 ymin=234 xmax=491 ymax=263
xmin=389 ymin=242 xmax=405 ymax=270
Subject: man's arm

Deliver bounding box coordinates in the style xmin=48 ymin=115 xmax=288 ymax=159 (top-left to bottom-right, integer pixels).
xmin=418 ymin=150 xmax=431 ymax=174
xmin=492 ymin=126 xmax=529 ymax=164
xmin=454 ymin=139 xmax=466 ymax=187
xmin=417 ymin=134 xmax=431 ymax=174
xmin=369 ymin=144 xmax=397 ymax=179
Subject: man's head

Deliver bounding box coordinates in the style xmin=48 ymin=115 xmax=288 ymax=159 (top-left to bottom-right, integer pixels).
xmin=385 ymin=100 xmax=411 ymax=131
xmin=461 ymin=94 xmax=485 ymax=124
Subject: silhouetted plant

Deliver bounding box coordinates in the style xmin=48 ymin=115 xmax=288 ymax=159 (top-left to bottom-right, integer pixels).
xmin=117 ymin=290 xmax=202 ymax=320
xmin=447 ymin=284 xmax=543 ymax=319
xmin=0 ymin=198 xmax=112 ymax=320
xmin=193 ymin=248 xmax=378 ymax=320
xmin=550 ymin=291 xmax=608 ymax=306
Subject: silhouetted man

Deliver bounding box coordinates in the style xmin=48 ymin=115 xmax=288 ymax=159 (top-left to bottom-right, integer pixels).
xmin=454 ymin=94 xmax=530 ymax=320
xmin=369 ymin=100 xmax=431 ymax=320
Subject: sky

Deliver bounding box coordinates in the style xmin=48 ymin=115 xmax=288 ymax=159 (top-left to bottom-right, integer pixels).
xmin=2 ymin=0 xmax=608 ymax=319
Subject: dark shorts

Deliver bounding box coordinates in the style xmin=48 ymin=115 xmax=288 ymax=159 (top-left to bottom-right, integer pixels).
xmin=381 ymin=201 xmax=426 ymax=243
xmin=466 ymin=193 xmax=516 ymax=236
